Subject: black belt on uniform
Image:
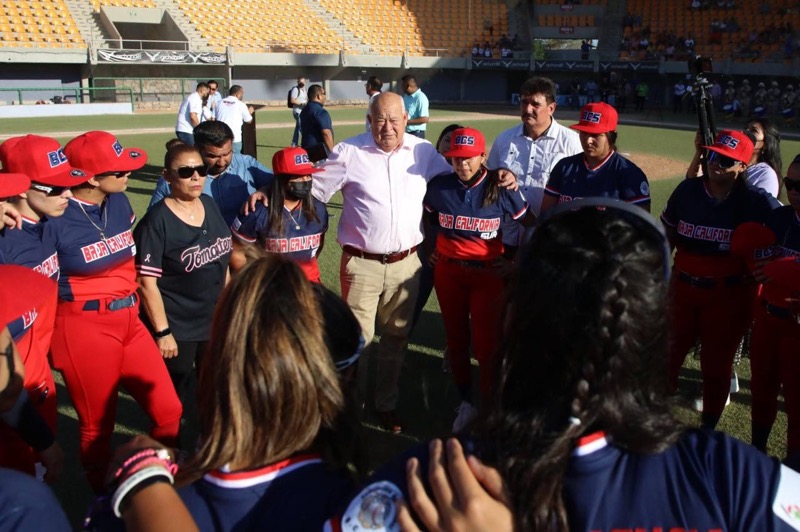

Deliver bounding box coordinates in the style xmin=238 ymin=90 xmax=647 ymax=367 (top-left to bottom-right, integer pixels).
xmin=82 ymin=293 xmax=138 ymax=312
xmin=676 ymin=271 xmax=746 ymax=288
xmin=441 ymin=256 xmax=496 ymax=269
xmin=761 ymin=298 xmax=792 ymax=320
xmin=342 ymin=245 xmax=418 ymax=264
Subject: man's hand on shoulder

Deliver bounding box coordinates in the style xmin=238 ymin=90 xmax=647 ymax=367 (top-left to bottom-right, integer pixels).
xmin=495 ymin=168 xmax=518 ymax=191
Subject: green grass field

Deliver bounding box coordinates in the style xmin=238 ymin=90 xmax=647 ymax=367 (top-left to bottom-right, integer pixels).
xmin=4 ymin=107 xmax=797 ymax=526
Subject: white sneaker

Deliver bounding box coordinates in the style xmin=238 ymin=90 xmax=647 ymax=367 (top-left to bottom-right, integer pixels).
xmin=452 ymin=401 xmax=477 ymax=433
xmin=693 ymin=395 xmax=731 ymax=412
xmin=730 ymin=372 xmax=740 ymax=394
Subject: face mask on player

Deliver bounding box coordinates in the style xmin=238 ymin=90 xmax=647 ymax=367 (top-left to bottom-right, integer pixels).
xmin=287 ymin=181 xmax=312 ymax=200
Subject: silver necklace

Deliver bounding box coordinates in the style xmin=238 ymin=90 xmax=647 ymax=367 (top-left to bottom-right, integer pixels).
xmin=286 ymin=204 xmax=301 ymax=230
xmin=172 ymin=198 xmax=199 ymax=220
xmin=78 ymin=200 xmax=108 ymax=241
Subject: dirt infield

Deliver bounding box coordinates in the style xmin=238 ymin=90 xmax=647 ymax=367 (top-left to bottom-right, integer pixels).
xmin=622 ymin=152 xmax=686 ymax=181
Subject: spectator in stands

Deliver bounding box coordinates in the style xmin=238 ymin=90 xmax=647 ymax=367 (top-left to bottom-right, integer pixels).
xmin=290 ymin=77 xmax=308 ymax=147
xmin=581 ymin=39 xmax=591 ymax=60
xmin=685 ymin=33 xmax=696 ymax=53
xmin=150 ymin=121 xmax=273 ymax=226
xmin=673 ymin=79 xmax=687 ymax=113
xmin=585 ymin=79 xmax=599 ymax=103
xmin=402 ymin=74 xmax=430 ymax=140
xmin=476 ymin=43 xmax=484 ymax=56
xmin=300 ymin=84 xmax=334 ymax=161
xmin=635 ymin=79 xmax=649 ymax=112
xmin=365 ymin=76 xmax=382 ymax=132
xmin=484 ymin=46 xmax=492 ymax=58
xmin=472 ymin=42 xmax=480 ymax=57
xmin=501 ymin=45 xmax=512 ymax=58
xmin=175 ymin=82 xmax=209 ymax=146
xmin=215 ymin=85 xmax=254 ymax=154
xmin=203 ymin=80 xmax=222 ymax=122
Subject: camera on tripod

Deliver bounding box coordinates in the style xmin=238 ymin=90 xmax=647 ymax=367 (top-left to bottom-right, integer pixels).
xmin=688 ymin=55 xmax=717 ymax=148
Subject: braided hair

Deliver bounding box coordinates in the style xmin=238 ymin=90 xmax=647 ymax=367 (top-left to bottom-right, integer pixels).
xmin=477 ymin=207 xmax=684 ymax=531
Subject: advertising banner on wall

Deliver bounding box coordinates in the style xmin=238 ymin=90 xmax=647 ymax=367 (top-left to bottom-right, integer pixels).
xmin=97 ymin=49 xmax=226 ymax=64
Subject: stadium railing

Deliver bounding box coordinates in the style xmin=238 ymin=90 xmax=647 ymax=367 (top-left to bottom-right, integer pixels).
xmin=0 ymin=86 xmax=134 ymax=110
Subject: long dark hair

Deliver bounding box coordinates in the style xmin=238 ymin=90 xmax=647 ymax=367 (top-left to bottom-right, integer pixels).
xmin=746 ymin=118 xmax=782 ymax=195
xmin=477 ymin=207 xmax=684 ymax=531
xmin=267 ymin=174 xmax=319 ymax=237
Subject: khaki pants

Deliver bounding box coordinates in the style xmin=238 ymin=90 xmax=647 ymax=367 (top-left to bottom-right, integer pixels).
xmin=340 ymin=250 xmax=422 ymax=412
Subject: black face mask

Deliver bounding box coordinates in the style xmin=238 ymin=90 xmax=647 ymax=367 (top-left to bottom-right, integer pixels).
xmin=287 ymin=181 xmax=312 ymax=200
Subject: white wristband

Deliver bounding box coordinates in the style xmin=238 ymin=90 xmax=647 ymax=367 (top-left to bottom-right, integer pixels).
xmin=111 ymin=465 xmax=174 ymax=518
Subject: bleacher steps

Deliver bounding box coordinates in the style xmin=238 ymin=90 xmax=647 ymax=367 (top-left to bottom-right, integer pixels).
xmin=154 ymin=0 xmax=212 ymax=51
xmin=299 ymin=0 xmax=373 ymax=55
xmin=63 ymin=0 xmax=112 ymax=48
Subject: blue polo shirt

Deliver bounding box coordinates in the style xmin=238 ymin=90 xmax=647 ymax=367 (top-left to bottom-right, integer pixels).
xmin=300 ymin=101 xmax=333 ymax=151
xmin=403 ymin=89 xmax=429 ymax=133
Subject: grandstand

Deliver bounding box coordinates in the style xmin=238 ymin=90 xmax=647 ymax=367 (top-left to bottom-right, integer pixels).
xmin=0 ymin=0 xmax=84 ymax=48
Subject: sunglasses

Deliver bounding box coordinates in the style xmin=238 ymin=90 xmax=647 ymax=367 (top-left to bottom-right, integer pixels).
xmin=172 ymin=165 xmax=209 ymax=179
xmin=30 ymin=183 xmax=69 ymax=197
xmin=96 ymin=171 xmax=129 ymax=179
xmin=707 ymin=151 xmax=741 ymax=169
xmin=784 ymin=177 xmax=800 ymax=192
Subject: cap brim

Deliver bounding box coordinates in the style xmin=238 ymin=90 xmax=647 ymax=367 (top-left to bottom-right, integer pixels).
xmin=443 ymin=148 xmax=484 ymax=158
xmin=114 ymin=147 xmax=148 ymax=172
xmin=33 ymin=167 xmax=94 ymax=187
xmin=0 ymin=265 xmax=57 ymax=327
xmin=0 ymin=173 xmax=32 ymax=197
xmin=279 ymin=167 xmax=324 ymax=176
xmin=570 ymin=123 xmax=614 ymax=134
xmin=702 ymin=145 xmax=747 ymax=163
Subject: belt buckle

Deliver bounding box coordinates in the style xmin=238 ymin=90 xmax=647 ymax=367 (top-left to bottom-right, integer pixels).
xmin=381 ymin=253 xmax=390 ymax=264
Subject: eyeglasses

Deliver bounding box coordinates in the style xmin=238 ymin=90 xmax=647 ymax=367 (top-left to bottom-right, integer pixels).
xmin=30 ymin=183 xmax=69 ymax=197
xmin=209 ymin=87 xmax=217 ymax=92
xmin=96 ymin=171 xmax=129 ymax=179
xmin=707 ymin=151 xmax=741 ymax=169
xmin=172 ymin=165 xmax=209 ymax=179
xmin=784 ymin=177 xmax=800 ymax=192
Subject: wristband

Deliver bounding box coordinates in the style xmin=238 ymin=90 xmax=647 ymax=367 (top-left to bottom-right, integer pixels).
xmin=111 ymin=447 xmax=177 ymax=491
xmin=154 ymin=328 xmax=172 ymax=339
xmin=112 ymin=465 xmax=174 ymax=518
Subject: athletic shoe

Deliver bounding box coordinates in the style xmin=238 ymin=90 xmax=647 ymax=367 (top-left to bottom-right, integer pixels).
xmin=452 ymin=401 xmax=477 ymax=434
xmin=693 ymin=395 xmax=731 ymax=412
xmin=730 ymin=372 xmax=740 ymax=394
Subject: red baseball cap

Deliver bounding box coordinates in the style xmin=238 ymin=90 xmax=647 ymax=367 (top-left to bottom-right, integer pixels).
xmin=0 ymin=135 xmax=93 ymax=187
xmin=0 ymin=173 xmax=31 ymax=197
xmin=64 ymin=131 xmax=148 ymax=174
xmin=0 ymin=264 xmax=57 ymax=329
xmin=272 ymin=147 xmax=323 ymax=176
xmin=570 ymin=102 xmax=619 ymax=134
xmin=703 ymin=130 xmax=754 ymax=164
xmin=444 ymin=127 xmax=486 ymax=158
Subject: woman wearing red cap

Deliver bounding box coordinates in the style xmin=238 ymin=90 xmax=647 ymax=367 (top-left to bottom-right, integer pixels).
xmin=540 ymin=102 xmax=650 ymax=214
xmin=423 ymin=127 xmax=533 ymax=432
xmin=44 ymin=131 xmax=182 ymax=492
xmin=0 ymin=137 xmax=94 ymax=482
xmin=134 ymin=144 xmax=232 ymax=448
xmin=231 ymin=146 xmax=328 ymax=283
xmin=661 ymin=130 xmax=779 ymax=430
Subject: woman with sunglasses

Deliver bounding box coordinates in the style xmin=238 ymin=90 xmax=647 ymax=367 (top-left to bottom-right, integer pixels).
xmin=662 ymin=130 xmax=778 ymax=430
xmin=45 ymin=131 xmax=182 ymax=492
xmin=231 ymin=146 xmax=327 ymax=283
xmin=744 ymin=118 xmax=783 ymax=199
xmin=134 ymin=144 xmax=231 ymax=448
xmin=749 ymin=153 xmax=800 ymax=470
xmin=0 ymin=139 xmax=88 ymax=482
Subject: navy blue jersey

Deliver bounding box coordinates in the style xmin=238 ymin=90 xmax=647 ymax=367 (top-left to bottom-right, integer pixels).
xmin=327 ymin=430 xmax=800 ymax=532
xmin=0 ymin=467 xmax=70 ymax=531
xmin=769 ymin=206 xmax=800 ymax=259
xmin=44 ymin=194 xmax=138 ymax=301
xmin=178 ymin=454 xmax=353 ymax=532
xmin=134 ymin=195 xmax=232 ymax=341
xmin=300 ymin=101 xmax=333 ymax=151
xmin=544 ymin=151 xmax=650 ymax=207
xmin=0 ymin=218 xmax=59 ymax=340
xmin=231 ymin=199 xmax=328 ymax=280
xmin=661 ymin=179 xmax=778 ymax=275
xmin=424 ymin=170 xmax=527 ymax=260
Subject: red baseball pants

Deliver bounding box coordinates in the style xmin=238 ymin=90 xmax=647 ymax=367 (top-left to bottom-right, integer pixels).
xmin=668 ymin=279 xmax=755 ymax=423
xmin=434 ymin=259 xmax=505 ymax=404
xmin=750 ymin=302 xmax=800 ymax=454
xmin=50 ymin=298 xmax=182 ymax=492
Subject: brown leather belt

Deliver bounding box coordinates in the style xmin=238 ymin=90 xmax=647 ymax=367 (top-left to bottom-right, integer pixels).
xmin=342 ymin=245 xmax=418 ymax=264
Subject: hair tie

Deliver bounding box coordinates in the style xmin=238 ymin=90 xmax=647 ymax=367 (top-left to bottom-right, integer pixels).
xmin=568 ymin=416 xmax=582 ymax=427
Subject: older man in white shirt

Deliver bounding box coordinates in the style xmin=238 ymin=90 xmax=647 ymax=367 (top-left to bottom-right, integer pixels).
xmin=313 ymin=92 xmax=449 ymax=433
xmin=488 ymin=76 xmax=582 ymax=257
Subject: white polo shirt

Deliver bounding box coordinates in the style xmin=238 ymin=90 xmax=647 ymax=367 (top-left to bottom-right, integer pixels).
xmin=176 ymin=91 xmax=205 ymax=134
xmin=215 ymin=96 xmax=253 ymax=143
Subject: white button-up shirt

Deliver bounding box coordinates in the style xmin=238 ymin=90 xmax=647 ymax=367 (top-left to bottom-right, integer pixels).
xmin=313 ymin=132 xmax=452 ymax=254
xmin=487 ymin=118 xmax=582 ymax=216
